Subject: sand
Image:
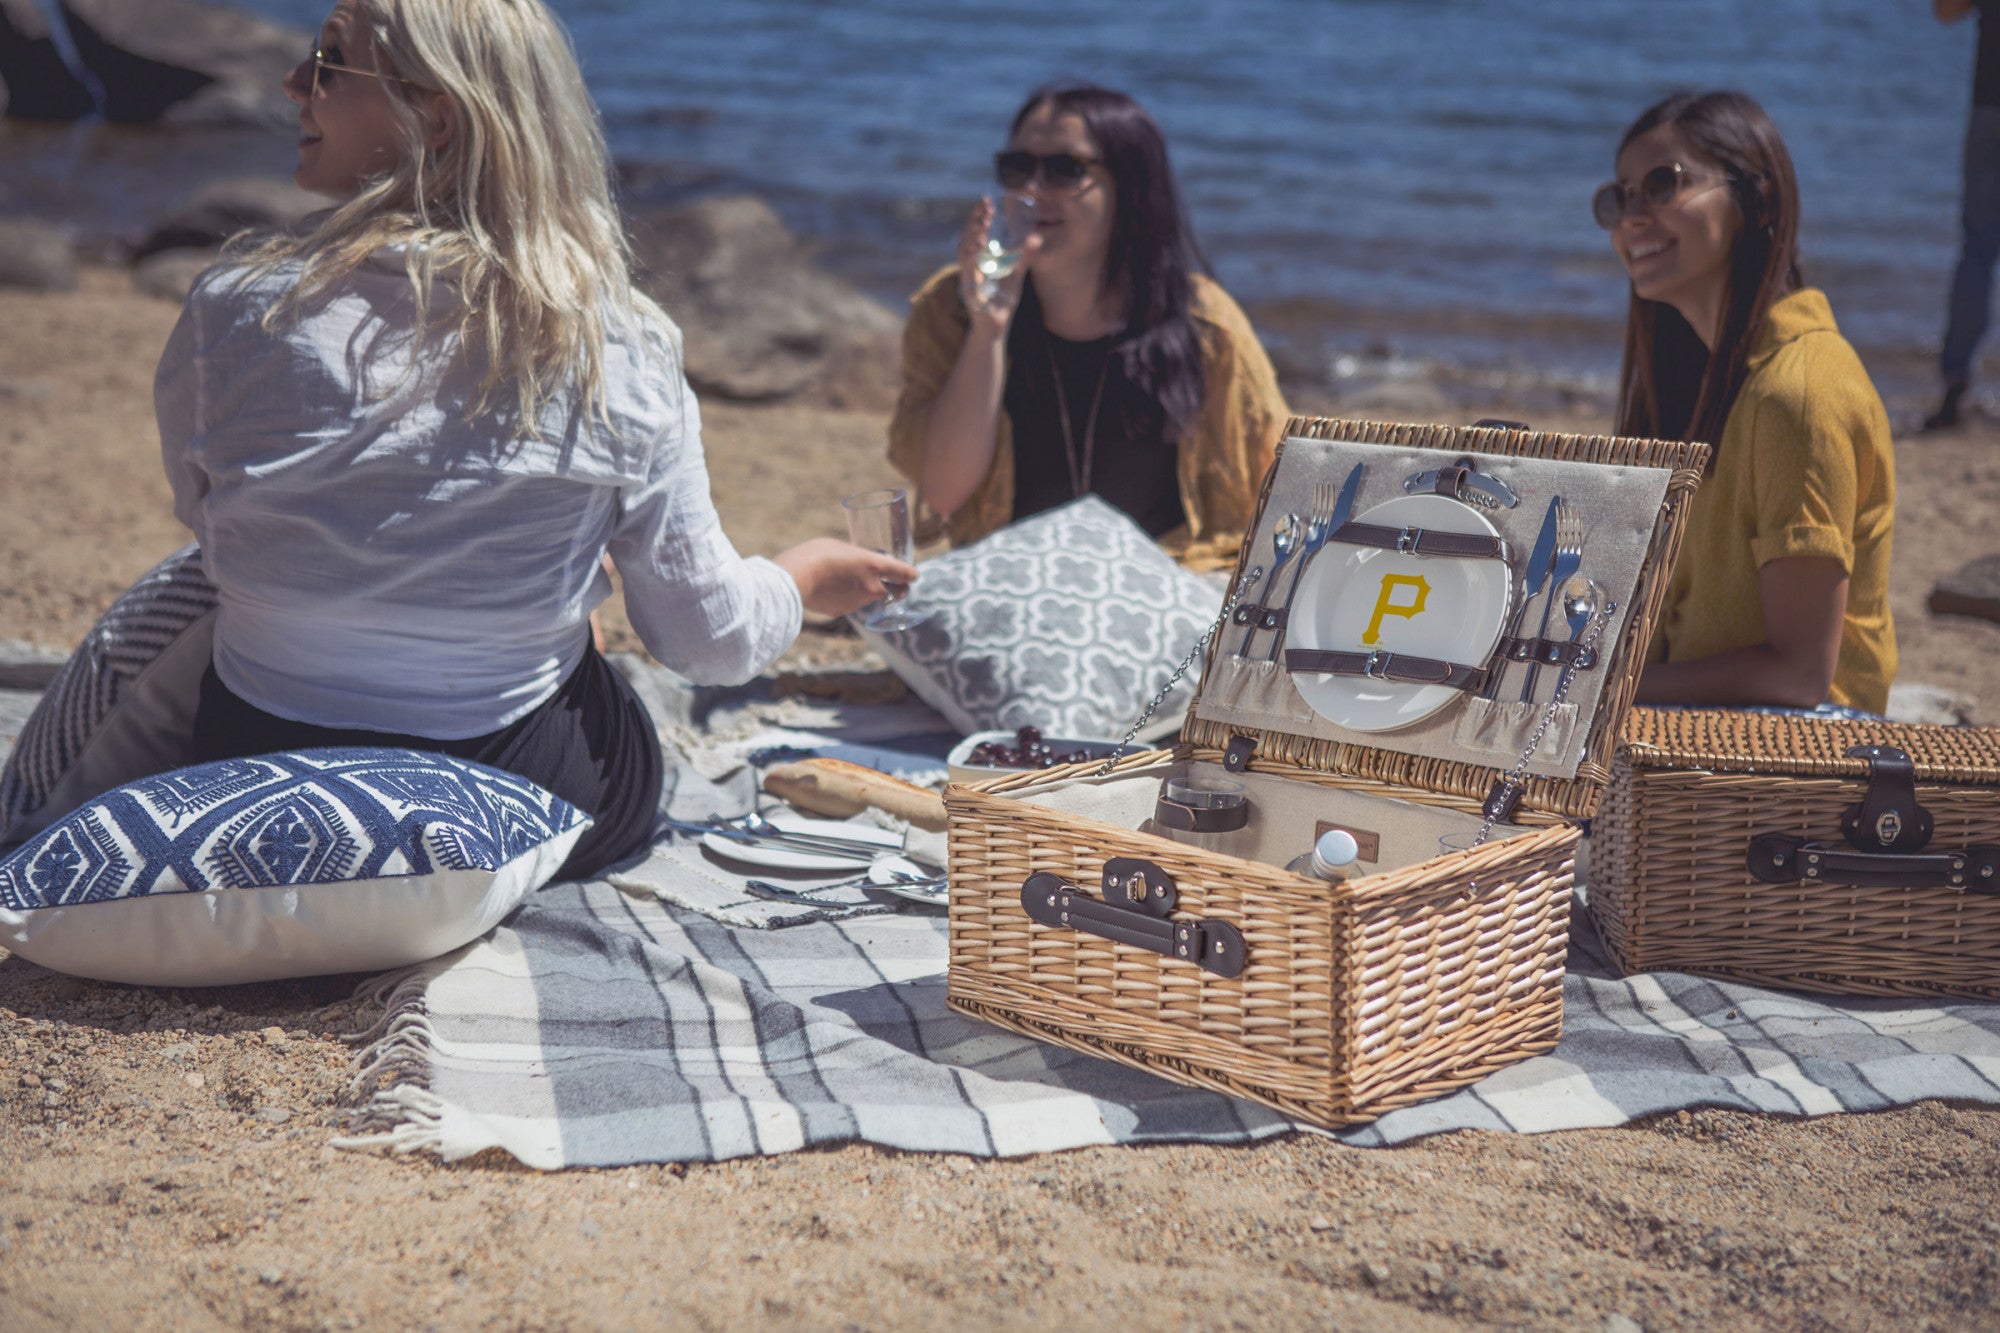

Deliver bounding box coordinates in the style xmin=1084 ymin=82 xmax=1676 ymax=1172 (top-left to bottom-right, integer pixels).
xmin=3 ymin=267 xmax=1999 ymax=1331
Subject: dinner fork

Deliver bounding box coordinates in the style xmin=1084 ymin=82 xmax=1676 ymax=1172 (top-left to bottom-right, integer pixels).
xmin=1520 ymin=499 xmax=1585 ymax=703
xmin=1264 ymin=480 xmax=1338 ymax=662
xmin=1236 ymin=511 xmax=1301 ymax=656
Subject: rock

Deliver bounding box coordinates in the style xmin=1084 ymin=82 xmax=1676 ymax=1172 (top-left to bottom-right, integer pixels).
xmin=133 ymin=246 xmax=219 ymax=303
xmin=133 ymin=176 xmax=332 ymax=261
xmin=1930 ymin=554 xmax=2000 ymax=627
xmin=0 ymin=218 xmax=78 ymax=291
xmin=629 ymin=195 xmax=901 ymax=407
xmin=1605 ymin=1316 xmax=1643 ymax=1333
xmin=0 ymin=0 xmax=97 ymax=121
xmin=0 ymin=640 xmax=68 ymax=689
xmin=1885 ymin=682 xmax=1975 ymax=728
xmin=251 ymin=1107 xmax=290 ymax=1124
xmin=56 ymin=0 xmax=308 ymax=128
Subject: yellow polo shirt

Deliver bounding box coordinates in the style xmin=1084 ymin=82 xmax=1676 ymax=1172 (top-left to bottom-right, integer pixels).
xmin=1649 ymin=288 xmax=1897 ymax=713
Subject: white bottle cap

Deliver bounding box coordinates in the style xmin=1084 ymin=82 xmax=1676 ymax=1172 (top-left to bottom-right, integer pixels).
xmin=1309 ymin=828 xmax=1360 ymax=880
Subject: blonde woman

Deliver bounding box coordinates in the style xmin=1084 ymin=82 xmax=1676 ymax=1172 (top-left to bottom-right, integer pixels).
xmin=157 ymin=0 xmax=911 ymax=878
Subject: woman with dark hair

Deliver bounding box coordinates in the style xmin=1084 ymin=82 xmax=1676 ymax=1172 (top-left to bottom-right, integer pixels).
xmin=888 ymin=83 xmax=1287 ymax=571
xmin=1602 ymin=90 xmax=1896 ymax=712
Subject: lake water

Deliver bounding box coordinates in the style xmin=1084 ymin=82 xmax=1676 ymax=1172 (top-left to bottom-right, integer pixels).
xmin=11 ymin=0 xmax=1977 ymax=406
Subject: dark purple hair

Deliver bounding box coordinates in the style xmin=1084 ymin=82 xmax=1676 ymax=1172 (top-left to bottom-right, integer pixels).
xmin=1007 ymin=82 xmax=1211 ymax=446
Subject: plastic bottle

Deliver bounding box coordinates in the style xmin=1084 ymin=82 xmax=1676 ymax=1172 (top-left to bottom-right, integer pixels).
xmin=1287 ymin=828 xmax=1360 ymax=882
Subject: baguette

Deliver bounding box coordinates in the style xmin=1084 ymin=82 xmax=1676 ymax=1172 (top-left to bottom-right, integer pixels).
xmin=761 ymin=758 xmax=948 ymax=832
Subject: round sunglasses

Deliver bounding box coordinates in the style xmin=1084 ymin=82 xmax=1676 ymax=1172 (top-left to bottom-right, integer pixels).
xmin=994 ymin=150 xmax=1103 ymax=193
xmin=1591 ymin=161 xmax=1735 ymax=230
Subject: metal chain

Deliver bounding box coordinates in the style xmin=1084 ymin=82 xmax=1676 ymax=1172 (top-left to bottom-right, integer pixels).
xmin=1093 ymin=567 xmax=1255 ymax=777
xmin=1470 ymin=598 xmax=1619 ymax=847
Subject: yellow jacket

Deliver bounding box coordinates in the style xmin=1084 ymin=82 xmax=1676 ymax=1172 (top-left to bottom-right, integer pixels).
xmin=887 ymin=265 xmax=1288 ymax=571
xmin=1649 ymin=288 xmax=1897 ymax=712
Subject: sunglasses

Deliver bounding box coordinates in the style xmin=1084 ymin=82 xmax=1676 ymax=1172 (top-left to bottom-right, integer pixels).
xmin=306 ymin=43 xmax=422 ymax=97
xmin=1591 ymin=161 xmax=1734 ymax=230
xmin=994 ymin=150 xmax=1103 ymax=193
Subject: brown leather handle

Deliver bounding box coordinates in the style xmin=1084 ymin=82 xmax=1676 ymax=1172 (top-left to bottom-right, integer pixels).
xmin=1021 ymin=871 xmax=1247 ymax=977
xmin=1746 ymin=834 xmax=2000 ymax=892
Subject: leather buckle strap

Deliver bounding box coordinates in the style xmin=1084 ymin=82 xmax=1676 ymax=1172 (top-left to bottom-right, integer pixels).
xmin=1283 ymin=648 xmax=1488 ymax=693
xmin=1152 ymin=797 xmax=1251 ymax=833
xmin=1495 ymin=636 xmax=1600 ymax=671
xmin=1229 ymin=602 xmax=1289 ymax=633
xmin=1329 ymin=521 xmax=1513 ymax=563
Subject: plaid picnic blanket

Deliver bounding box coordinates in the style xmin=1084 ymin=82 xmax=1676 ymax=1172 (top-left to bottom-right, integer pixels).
xmin=8 ymin=668 xmax=2000 ymax=1169
xmin=332 ymin=873 xmax=2000 ymax=1166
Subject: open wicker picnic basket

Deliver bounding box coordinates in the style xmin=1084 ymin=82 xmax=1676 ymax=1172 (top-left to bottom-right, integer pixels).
xmin=1593 ymin=708 xmax=2000 ymax=999
xmin=942 ymin=416 xmax=1710 ymax=1128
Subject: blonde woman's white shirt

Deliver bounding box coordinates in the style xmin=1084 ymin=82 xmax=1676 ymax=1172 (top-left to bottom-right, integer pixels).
xmin=155 ymin=252 xmax=802 ymax=739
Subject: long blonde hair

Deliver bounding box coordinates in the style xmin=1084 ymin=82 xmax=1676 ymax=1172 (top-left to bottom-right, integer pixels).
xmin=234 ymin=0 xmax=659 ymax=432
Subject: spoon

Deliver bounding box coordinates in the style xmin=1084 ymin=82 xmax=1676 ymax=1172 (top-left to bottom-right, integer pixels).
xmin=1237 ymin=512 xmax=1300 ymax=656
xmin=1561 ymin=576 xmax=1612 ymax=655
xmin=743 ymin=858 xmax=945 ymax=906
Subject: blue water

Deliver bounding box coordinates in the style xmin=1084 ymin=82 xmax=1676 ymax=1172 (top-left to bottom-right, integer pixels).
xmin=59 ymin=1 xmax=1994 ymax=397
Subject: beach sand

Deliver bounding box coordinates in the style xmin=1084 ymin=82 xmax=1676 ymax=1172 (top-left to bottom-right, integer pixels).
xmin=3 ymin=267 xmax=1999 ymax=1330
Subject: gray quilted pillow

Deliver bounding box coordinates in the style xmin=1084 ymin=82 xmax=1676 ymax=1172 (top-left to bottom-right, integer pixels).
xmin=858 ymin=496 xmax=1223 ymax=740
xmin=0 ymin=545 xmax=218 ymax=847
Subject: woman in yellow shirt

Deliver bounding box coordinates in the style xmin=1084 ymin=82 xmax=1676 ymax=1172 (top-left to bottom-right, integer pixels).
xmin=887 ymin=83 xmax=1288 ymax=573
xmin=1600 ymin=90 xmax=1896 ymax=713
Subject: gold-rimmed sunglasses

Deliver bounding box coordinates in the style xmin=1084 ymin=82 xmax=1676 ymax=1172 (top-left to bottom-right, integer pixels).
xmin=1591 ymin=161 xmax=1736 ymax=230
xmin=307 ymin=43 xmax=422 ymax=97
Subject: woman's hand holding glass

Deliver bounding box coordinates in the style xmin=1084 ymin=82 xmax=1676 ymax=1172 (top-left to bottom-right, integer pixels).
xmin=775 ymin=537 xmax=919 ymax=622
xmin=956 ymin=192 xmax=1039 ymax=333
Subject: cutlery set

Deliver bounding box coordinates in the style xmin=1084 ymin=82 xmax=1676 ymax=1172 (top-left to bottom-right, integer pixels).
xmin=1231 ymin=463 xmax=1364 ymax=660
xmin=662 ymin=813 xmax=948 ymax=904
xmin=1250 ymin=456 xmax=1604 ymax=712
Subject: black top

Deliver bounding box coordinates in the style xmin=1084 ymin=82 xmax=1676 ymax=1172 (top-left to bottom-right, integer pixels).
xmin=1978 ymin=1 xmax=2000 ymax=107
xmin=1005 ymin=332 xmax=1183 ymax=537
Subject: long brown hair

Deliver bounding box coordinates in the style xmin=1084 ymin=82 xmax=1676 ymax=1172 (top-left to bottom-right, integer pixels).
xmin=1612 ymin=91 xmax=1803 ymax=451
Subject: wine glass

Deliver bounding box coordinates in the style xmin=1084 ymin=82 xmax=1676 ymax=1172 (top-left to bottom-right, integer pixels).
xmin=975 ymin=191 xmax=1037 ymax=300
xmin=842 ymin=487 xmax=931 ymax=631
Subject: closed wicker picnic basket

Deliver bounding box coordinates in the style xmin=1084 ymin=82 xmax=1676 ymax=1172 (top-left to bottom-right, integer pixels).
xmin=1593 ymin=708 xmax=2000 ymax=999
xmin=945 ymin=417 xmax=1710 ymax=1128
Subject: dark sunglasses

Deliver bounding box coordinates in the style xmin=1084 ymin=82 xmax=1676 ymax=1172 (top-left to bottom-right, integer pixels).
xmin=1591 ymin=161 xmax=1735 ymax=230
xmin=994 ymin=150 xmax=1102 ymax=192
xmin=306 ymin=42 xmax=422 ymax=97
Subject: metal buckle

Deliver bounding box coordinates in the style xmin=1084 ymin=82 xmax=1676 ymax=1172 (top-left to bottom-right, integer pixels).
xmin=1363 ymin=650 xmax=1389 ymax=680
xmin=1395 ymin=526 xmax=1419 ymax=554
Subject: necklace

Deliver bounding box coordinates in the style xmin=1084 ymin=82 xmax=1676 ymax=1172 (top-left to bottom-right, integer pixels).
xmin=1046 ymin=341 xmax=1110 ymax=500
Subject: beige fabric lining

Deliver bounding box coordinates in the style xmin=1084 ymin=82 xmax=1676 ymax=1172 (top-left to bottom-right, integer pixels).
xmin=1006 ymin=757 xmax=1519 ymax=877
xmin=1197 ymin=436 xmax=1672 ymax=781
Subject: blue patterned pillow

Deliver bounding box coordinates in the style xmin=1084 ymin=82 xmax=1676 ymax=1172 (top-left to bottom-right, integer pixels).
xmin=857 ymin=496 xmax=1223 ymax=740
xmin=0 ymin=748 xmax=590 ymax=986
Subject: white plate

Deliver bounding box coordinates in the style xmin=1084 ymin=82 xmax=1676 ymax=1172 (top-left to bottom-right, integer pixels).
xmin=869 ymin=854 xmax=948 ymax=906
xmin=1287 ymin=492 xmax=1511 ymax=732
xmin=700 ymin=815 xmax=903 ymax=874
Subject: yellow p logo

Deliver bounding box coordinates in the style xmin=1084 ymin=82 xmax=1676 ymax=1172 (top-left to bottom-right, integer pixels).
xmin=1362 ymin=574 xmax=1430 ymax=644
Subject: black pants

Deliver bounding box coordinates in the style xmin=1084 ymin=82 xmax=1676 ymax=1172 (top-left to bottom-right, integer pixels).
xmin=193 ymin=644 xmax=663 ymax=881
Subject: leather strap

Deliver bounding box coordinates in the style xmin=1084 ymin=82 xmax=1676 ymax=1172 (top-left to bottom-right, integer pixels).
xmin=1022 ymin=871 xmax=1247 ymax=978
xmin=1329 ymin=521 xmax=1513 ymax=563
xmin=1284 ymin=648 xmax=1488 ymax=693
xmin=1231 ymin=602 xmax=1288 ymax=633
xmin=1493 ymin=635 xmax=1601 ymax=671
xmin=1840 ymin=744 xmax=1933 ymax=853
xmin=1152 ymin=798 xmax=1250 ymax=833
xmin=1747 ymin=835 xmax=2000 ymax=893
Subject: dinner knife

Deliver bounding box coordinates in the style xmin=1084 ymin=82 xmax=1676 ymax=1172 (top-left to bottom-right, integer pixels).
xmin=1479 ymin=493 xmax=1562 ymax=700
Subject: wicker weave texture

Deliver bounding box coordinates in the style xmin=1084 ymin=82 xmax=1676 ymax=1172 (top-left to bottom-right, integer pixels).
xmin=1594 ymin=758 xmax=2000 ymax=999
xmin=1621 ymin=708 xmax=2000 ymax=782
xmin=943 ymin=754 xmax=1578 ymax=1128
xmin=1182 ymin=417 xmax=1711 ymax=822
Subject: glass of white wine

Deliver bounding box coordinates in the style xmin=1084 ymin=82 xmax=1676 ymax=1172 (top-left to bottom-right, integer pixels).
xmin=976 ymin=191 xmax=1037 ymax=300
xmin=842 ymin=488 xmax=931 ymax=632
